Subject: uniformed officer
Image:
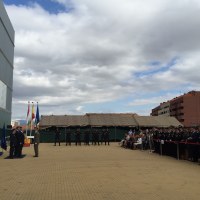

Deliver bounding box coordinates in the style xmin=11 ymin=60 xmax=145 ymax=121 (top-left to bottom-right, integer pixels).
xmin=75 ymin=128 xmax=81 ymax=146
xmin=93 ymin=129 xmax=98 ymax=145
xmin=101 ymin=129 xmax=105 ymax=145
xmin=54 ymin=128 xmax=61 ymax=146
xmin=105 ymin=128 xmax=110 ymax=145
xmin=84 ymin=127 xmax=90 ymax=145
xmin=34 ymin=127 xmax=40 ymax=157
xmin=95 ymin=129 xmax=100 ymax=145
xmin=66 ymin=129 xmax=71 ymax=146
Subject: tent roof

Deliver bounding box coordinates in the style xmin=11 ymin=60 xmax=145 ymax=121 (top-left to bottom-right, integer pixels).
xmin=87 ymin=113 xmax=138 ymax=127
xmin=134 ymin=115 xmax=183 ymax=127
xmin=40 ymin=115 xmax=89 ymax=128
xmin=40 ymin=114 xmax=183 ymax=128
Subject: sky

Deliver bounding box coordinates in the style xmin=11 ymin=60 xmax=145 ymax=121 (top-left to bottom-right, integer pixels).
xmin=3 ymin=0 xmax=200 ymax=120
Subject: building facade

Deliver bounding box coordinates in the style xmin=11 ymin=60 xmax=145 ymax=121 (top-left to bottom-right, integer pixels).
xmin=0 ymin=1 xmax=14 ymax=127
xmin=158 ymin=101 xmax=170 ymax=116
xmin=151 ymin=91 xmax=200 ymax=127
xmin=151 ymin=106 xmax=160 ymax=116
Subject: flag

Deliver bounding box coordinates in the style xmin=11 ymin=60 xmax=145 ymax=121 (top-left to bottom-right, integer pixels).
xmin=26 ymin=101 xmax=31 ymax=126
xmin=35 ymin=102 xmax=40 ymax=125
xmin=32 ymin=102 xmax=35 ymax=121
xmin=1 ymin=123 xmax=7 ymax=151
xmin=30 ymin=102 xmax=35 ymax=132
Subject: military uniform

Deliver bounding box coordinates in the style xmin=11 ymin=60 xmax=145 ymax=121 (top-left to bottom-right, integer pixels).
xmin=66 ymin=130 xmax=71 ymax=146
xmin=105 ymin=129 xmax=110 ymax=145
xmin=84 ymin=129 xmax=90 ymax=145
xmin=75 ymin=129 xmax=81 ymax=146
xmin=54 ymin=128 xmax=61 ymax=146
xmin=34 ymin=128 xmax=40 ymax=157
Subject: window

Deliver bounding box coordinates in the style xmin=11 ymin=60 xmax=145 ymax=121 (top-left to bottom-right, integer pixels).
xmin=0 ymin=80 xmax=7 ymax=109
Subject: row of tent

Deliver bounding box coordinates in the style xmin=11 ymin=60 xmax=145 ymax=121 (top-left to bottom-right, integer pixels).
xmin=39 ymin=113 xmax=183 ymax=129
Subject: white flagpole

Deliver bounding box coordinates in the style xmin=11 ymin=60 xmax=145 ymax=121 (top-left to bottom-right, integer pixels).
xmin=30 ymin=102 xmax=34 ymax=136
xmin=25 ymin=101 xmax=30 ymax=137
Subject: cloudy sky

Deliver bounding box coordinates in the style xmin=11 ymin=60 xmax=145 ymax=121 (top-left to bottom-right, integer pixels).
xmin=3 ymin=0 xmax=200 ymax=120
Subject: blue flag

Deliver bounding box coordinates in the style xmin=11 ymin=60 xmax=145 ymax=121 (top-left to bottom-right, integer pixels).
xmin=1 ymin=123 xmax=7 ymax=151
xmin=35 ymin=102 xmax=40 ymax=125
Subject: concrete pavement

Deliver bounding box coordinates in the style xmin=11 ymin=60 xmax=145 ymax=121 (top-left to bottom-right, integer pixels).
xmin=0 ymin=143 xmax=200 ymax=200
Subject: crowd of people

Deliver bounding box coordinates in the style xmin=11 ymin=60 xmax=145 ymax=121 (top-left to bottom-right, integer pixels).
xmin=8 ymin=126 xmax=40 ymax=158
xmin=54 ymin=128 xmax=110 ymax=146
xmin=9 ymin=126 xmax=25 ymax=158
xmin=120 ymin=129 xmax=153 ymax=151
xmin=120 ymin=127 xmax=200 ymax=163
xmin=6 ymin=125 xmax=200 ymax=163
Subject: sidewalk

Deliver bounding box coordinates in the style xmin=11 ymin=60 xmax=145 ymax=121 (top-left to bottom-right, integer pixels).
xmin=0 ymin=143 xmax=200 ymax=200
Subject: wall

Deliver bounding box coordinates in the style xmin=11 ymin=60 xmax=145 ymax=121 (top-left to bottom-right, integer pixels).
xmin=0 ymin=1 xmax=14 ymax=127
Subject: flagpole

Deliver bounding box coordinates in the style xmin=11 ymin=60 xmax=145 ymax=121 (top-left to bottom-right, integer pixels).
xmin=30 ymin=102 xmax=33 ymax=136
xmin=30 ymin=119 xmax=32 ymax=136
xmin=26 ymin=101 xmax=30 ymax=137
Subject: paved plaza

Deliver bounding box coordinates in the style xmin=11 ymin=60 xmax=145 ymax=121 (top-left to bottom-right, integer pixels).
xmin=0 ymin=143 xmax=200 ymax=200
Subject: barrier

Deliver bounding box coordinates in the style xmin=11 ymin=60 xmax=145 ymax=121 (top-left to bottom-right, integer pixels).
xmin=153 ymin=139 xmax=200 ymax=161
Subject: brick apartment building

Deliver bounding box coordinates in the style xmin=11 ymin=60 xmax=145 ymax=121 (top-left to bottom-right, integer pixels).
xmin=151 ymin=91 xmax=200 ymax=127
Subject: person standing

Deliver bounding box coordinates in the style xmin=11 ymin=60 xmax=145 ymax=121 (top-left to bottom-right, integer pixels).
xmin=96 ymin=129 xmax=100 ymax=145
xmin=66 ymin=129 xmax=71 ymax=146
xmin=9 ymin=128 xmax=17 ymax=158
xmin=105 ymin=128 xmax=110 ymax=145
xmin=19 ymin=126 xmax=25 ymax=157
xmin=34 ymin=127 xmax=40 ymax=157
xmin=84 ymin=127 xmax=90 ymax=145
xmin=15 ymin=126 xmax=25 ymax=157
xmin=54 ymin=128 xmax=61 ymax=146
xmin=75 ymin=128 xmax=81 ymax=146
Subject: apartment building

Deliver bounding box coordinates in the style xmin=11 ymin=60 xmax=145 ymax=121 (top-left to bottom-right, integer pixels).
xmin=151 ymin=91 xmax=200 ymax=127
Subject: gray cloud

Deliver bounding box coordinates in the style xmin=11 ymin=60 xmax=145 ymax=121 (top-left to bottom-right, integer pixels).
xmin=5 ymin=0 xmax=200 ymax=119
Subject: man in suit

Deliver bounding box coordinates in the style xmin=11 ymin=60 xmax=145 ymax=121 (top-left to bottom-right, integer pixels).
xmin=34 ymin=127 xmax=40 ymax=157
xmin=9 ymin=128 xmax=17 ymax=158
xmin=18 ymin=126 xmax=25 ymax=157
xmin=15 ymin=126 xmax=25 ymax=157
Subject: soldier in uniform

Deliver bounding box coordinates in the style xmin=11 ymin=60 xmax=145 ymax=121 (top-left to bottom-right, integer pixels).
xmin=9 ymin=128 xmax=17 ymax=158
xmin=66 ymin=129 xmax=71 ymax=146
xmin=91 ymin=129 xmax=95 ymax=145
xmin=84 ymin=127 xmax=90 ymax=145
xmin=93 ymin=129 xmax=98 ymax=145
xmin=54 ymin=127 xmax=61 ymax=146
xmin=101 ymin=128 xmax=105 ymax=145
xmin=75 ymin=128 xmax=81 ymax=146
xmin=105 ymin=128 xmax=110 ymax=145
xmin=96 ymin=129 xmax=100 ymax=145
xmin=34 ymin=127 xmax=40 ymax=157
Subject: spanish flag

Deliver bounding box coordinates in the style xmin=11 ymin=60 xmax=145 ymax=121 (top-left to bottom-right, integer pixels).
xmin=32 ymin=102 xmax=35 ymax=120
